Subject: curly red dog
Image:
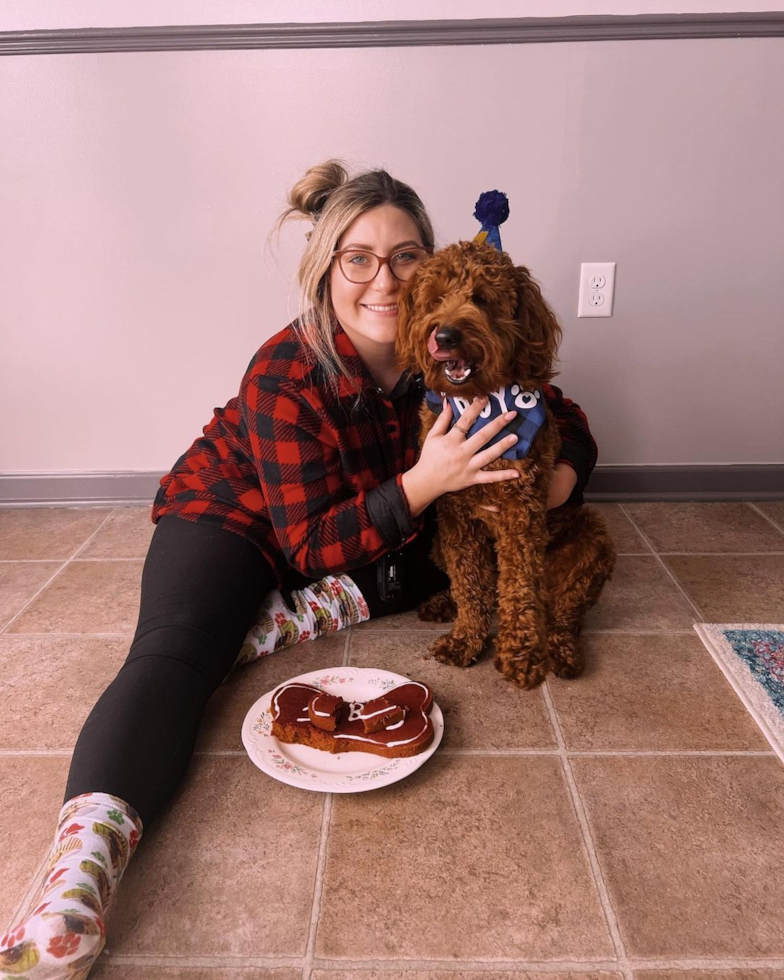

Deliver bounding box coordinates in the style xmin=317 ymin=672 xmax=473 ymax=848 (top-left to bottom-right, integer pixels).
xmin=397 ymin=240 xmax=616 ymax=689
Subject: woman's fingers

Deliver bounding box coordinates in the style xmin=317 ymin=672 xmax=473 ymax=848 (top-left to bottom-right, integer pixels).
xmin=430 ymin=399 xmax=453 ymax=434
xmin=476 ymin=467 xmax=520 ymax=483
xmin=449 ymin=396 xmax=489 ymax=438
xmin=464 ymin=408 xmax=517 ymax=452
xmin=472 ymin=432 xmax=519 ymax=470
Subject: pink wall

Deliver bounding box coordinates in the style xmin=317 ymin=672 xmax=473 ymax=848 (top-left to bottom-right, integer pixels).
xmin=1 ymin=25 xmax=782 ymax=473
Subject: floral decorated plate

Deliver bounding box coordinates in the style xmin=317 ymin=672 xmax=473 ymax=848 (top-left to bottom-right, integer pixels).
xmin=241 ymin=666 xmax=444 ymax=792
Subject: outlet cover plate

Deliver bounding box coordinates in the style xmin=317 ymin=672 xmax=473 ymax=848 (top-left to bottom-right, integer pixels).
xmin=578 ymin=262 xmax=616 ymax=317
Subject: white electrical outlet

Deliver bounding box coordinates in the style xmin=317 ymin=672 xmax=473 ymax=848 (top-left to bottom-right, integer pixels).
xmin=578 ymin=262 xmax=616 ymax=317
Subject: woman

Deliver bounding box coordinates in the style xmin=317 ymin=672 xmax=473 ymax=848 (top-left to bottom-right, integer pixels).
xmin=0 ymin=161 xmax=595 ymax=980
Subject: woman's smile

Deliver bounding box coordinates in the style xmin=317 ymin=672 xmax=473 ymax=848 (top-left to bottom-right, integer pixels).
xmin=362 ymin=302 xmax=399 ymax=316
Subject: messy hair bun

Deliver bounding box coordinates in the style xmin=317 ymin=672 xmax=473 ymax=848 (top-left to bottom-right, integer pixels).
xmin=283 ymin=159 xmax=349 ymax=223
xmin=273 ymin=160 xmax=435 ymax=397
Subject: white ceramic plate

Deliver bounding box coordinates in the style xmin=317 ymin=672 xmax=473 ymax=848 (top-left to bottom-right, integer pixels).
xmin=241 ymin=666 xmax=444 ymax=792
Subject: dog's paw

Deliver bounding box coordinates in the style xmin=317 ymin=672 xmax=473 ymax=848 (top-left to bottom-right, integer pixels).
xmin=428 ymin=630 xmax=484 ymax=668
xmin=549 ymin=631 xmax=584 ymax=680
xmin=417 ymin=590 xmax=457 ymax=623
xmin=494 ymin=644 xmax=550 ymax=690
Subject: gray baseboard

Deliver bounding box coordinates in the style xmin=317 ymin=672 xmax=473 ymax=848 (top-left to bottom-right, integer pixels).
xmin=0 ymin=466 xmax=782 ymax=507
xmin=2 ymin=14 xmax=783 ymax=57
xmin=0 ymin=472 xmax=163 ymax=507
xmin=586 ymin=465 xmax=784 ymax=502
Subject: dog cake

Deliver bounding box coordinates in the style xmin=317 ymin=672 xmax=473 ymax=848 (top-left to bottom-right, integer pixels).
xmin=270 ymin=681 xmax=434 ymax=758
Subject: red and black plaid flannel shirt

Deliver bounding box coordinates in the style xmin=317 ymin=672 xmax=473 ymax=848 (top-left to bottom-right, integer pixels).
xmin=152 ymin=321 xmax=598 ymax=587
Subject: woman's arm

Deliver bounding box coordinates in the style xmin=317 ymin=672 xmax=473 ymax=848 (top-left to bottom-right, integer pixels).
xmin=547 ymin=461 xmax=578 ymax=509
xmin=242 ymin=374 xmax=421 ymax=579
xmin=543 ymin=383 xmax=598 ymax=505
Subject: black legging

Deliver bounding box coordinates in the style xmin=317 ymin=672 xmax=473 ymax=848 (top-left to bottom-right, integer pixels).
xmin=64 ymin=511 xmax=449 ymax=828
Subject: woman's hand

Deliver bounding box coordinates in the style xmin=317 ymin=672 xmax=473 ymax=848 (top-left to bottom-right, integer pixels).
xmin=401 ymin=396 xmax=521 ymax=517
xmin=479 ymin=462 xmax=578 ymax=513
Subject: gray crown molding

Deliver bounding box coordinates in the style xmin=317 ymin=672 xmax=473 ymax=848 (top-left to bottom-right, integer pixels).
xmin=1 ymin=466 xmax=782 ymax=507
xmin=2 ymin=13 xmax=783 ymax=57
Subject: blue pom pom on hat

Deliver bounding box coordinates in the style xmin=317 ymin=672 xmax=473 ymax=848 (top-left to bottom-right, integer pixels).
xmin=473 ymin=190 xmax=509 ymax=251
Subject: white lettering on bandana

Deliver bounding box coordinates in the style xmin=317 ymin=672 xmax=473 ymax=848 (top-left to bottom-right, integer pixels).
xmin=425 ymin=383 xmax=546 ymax=460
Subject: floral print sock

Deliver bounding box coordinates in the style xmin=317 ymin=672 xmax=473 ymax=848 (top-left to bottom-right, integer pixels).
xmin=234 ymin=572 xmax=370 ymax=667
xmin=0 ymin=792 xmax=142 ymax=980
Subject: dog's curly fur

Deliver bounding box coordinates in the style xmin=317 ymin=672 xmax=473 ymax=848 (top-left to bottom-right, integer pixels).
xmin=397 ymin=240 xmax=616 ymax=689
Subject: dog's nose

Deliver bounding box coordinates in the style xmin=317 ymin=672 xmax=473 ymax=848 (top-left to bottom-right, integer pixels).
xmin=435 ymin=326 xmax=462 ymax=350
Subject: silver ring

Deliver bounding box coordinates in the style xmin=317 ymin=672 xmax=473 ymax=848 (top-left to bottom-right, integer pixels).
xmin=454 ymin=423 xmax=470 ymax=437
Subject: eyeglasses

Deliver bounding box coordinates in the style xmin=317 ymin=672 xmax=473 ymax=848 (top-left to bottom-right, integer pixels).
xmin=332 ymin=246 xmax=433 ymax=284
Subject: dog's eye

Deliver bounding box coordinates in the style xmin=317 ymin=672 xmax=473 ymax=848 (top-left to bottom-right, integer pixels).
xmin=473 ymin=293 xmax=488 ymax=307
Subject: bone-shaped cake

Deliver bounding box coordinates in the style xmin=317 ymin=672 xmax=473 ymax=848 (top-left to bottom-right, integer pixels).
xmin=270 ymin=681 xmax=434 ymax=757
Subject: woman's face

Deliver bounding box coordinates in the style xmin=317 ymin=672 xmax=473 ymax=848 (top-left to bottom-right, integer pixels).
xmin=330 ymin=204 xmax=426 ymax=349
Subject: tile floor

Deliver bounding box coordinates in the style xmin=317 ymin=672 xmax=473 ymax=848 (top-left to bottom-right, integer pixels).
xmin=2 ymin=502 xmax=784 ymax=979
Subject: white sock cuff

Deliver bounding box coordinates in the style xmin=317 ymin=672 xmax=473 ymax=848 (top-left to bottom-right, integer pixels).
xmin=58 ymin=792 xmax=144 ymax=837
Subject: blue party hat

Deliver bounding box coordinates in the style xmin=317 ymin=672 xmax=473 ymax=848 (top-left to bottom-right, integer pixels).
xmin=473 ymin=190 xmax=509 ymax=251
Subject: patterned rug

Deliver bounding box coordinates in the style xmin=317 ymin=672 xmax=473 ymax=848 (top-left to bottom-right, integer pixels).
xmin=693 ymin=624 xmax=784 ymax=764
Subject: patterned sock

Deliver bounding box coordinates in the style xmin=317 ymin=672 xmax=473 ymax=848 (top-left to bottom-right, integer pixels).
xmin=0 ymin=792 xmax=142 ymax=980
xmin=234 ymin=572 xmax=370 ymax=667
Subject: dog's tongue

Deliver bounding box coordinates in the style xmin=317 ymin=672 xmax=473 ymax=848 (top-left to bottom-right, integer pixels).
xmin=428 ymin=329 xmax=459 ymax=362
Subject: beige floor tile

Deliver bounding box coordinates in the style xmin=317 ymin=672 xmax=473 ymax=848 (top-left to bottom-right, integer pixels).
xmin=757 ymin=501 xmax=784 ymax=533
xmin=78 ymin=506 xmax=155 ymax=559
xmin=6 ymin=560 xmax=142 ymax=634
xmin=349 ymin=630 xmax=556 ymax=749
xmin=315 ymin=974 xmax=623 ymax=980
xmin=635 ymin=971 xmax=784 ymax=980
xmin=0 ymin=562 xmax=62 ymax=630
xmin=571 ymin=756 xmax=784 ymax=957
xmin=590 ymin=503 xmax=650 ymax=554
xmin=623 ymin=502 xmax=784 ymax=553
xmin=549 ymin=633 xmax=771 ymax=751
xmin=582 ymin=556 xmax=696 ymax=630
xmin=663 ymin=554 xmax=784 ymax=621
xmin=317 ymin=755 xmax=614 ymax=960
xmin=93 ymin=967 xmax=299 ymax=980
xmin=0 ymin=636 xmax=127 ymax=750
xmin=353 ymin=608 xmax=446 ymax=632
xmin=107 ymin=755 xmax=323 ymax=958
xmin=197 ymin=633 xmax=349 ymax=753
xmin=0 ymin=508 xmax=113 ymax=560
xmin=0 ymin=756 xmax=71 ymax=932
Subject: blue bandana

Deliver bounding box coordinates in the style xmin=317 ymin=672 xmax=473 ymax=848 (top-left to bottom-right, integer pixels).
xmin=425 ymin=384 xmax=546 ymax=460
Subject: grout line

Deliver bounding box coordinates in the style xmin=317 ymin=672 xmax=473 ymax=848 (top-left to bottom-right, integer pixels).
xmin=5 ymin=550 xmax=781 ymax=565
xmin=343 ymin=627 xmax=353 ymax=667
xmin=0 ymin=632 xmax=134 ymax=638
xmin=354 ymin=632 xmax=694 ymax=636
xmin=0 ymin=557 xmax=145 ymax=563
xmin=617 ymin=505 xmax=707 ymax=622
xmin=621 ymin=551 xmax=784 ymax=556
xmin=302 ymin=793 xmax=335 ymax=980
xmin=69 ymin=510 xmax=122 ymax=558
xmin=4 ymin=748 xmax=776 ymax=758
xmin=0 ymin=564 xmax=69 ymax=634
xmin=539 ymin=679 xmax=633 ymax=979
xmin=0 ymin=629 xmax=702 ymax=639
xmin=747 ymin=500 xmax=784 ymax=538
xmin=619 ymin=958 xmax=784 ymax=969
xmin=0 ymin=559 xmax=77 ymax=564
xmin=88 ymin=954 xmax=784 ymax=970
xmin=309 ymin=957 xmax=784 ymax=971
xmin=99 ymin=954 xmax=304 ymax=968
xmin=0 ymin=508 xmax=120 ymax=635
xmin=437 ymin=748 xmax=777 ymax=757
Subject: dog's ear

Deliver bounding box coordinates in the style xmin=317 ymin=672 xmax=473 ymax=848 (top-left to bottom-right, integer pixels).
xmin=395 ymin=276 xmax=420 ymax=372
xmin=514 ymin=264 xmax=563 ymax=384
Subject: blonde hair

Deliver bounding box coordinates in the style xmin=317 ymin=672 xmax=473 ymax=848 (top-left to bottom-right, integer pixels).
xmin=275 ymin=160 xmax=435 ymax=394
